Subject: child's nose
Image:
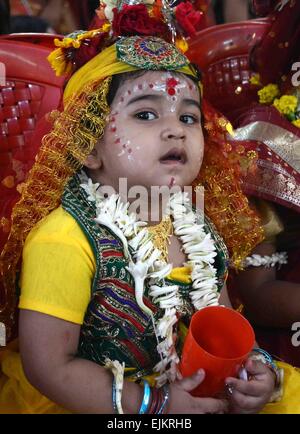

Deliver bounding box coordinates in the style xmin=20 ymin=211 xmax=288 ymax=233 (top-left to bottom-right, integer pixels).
xmin=160 ymin=124 xmax=186 ymax=141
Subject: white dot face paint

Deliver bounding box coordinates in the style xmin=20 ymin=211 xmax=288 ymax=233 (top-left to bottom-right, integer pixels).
xmin=106 ymin=71 xmax=199 ymax=163
xmin=97 ymin=70 xmax=204 ymax=193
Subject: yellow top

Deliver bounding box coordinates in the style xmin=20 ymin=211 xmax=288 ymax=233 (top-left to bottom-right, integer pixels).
xmin=19 ymin=206 xmax=192 ymax=324
xmin=19 ymin=207 xmax=95 ymax=324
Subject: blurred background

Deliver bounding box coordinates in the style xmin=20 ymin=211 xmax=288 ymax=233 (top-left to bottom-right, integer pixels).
xmin=1 ymin=0 xmax=99 ymax=34
xmin=0 ymin=0 xmax=255 ymax=35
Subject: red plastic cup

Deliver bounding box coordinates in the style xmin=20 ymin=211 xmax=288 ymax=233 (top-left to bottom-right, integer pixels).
xmin=179 ymin=306 xmax=255 ymax=397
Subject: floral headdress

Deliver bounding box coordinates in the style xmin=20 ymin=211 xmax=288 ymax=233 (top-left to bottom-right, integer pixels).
xmin=48 ymin=0 xmax=204 ymax=80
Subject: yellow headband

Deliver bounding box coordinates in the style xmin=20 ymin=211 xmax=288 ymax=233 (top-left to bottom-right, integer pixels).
xmin=63 ymin=39 xmax=198 ymax=103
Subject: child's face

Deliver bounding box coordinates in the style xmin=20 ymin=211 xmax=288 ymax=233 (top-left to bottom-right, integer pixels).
xmin=95 ymin=70 xmax=204 ymax=191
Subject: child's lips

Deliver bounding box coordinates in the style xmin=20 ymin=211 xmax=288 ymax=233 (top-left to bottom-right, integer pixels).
xmin=160 ymin=161 xmax=185 ymax=166
xmin=159 ymin=148 xmax=187 ymax=165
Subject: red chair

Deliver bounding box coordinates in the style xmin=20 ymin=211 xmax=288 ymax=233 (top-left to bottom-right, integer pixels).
xmin=0 ymin=33 xmax=62 ymax=48
xmin=0 ymin=34 xmax=64 ymax=324
xmin=187 ymin=19 xmax=271 ymax=123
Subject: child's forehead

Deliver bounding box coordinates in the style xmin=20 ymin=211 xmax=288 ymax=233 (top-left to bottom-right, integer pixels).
xmin=124 ymin=70 xmax=195 ymax=88
xmin=114 ymin=70 xmax=199 ymax=104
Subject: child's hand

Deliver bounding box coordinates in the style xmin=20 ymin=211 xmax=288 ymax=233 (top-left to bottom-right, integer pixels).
xmin=226 ymin=358 xmax=276 ymax=414
xmin=168 ymin=369 xmax=229 ymax=414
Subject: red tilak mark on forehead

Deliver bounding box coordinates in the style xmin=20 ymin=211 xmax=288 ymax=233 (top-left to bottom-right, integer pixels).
xmin=166 ymin=78 xmax=179 ymax=96
xmin=110 ymin=126 xmax=117 ymax=133
xmin=167 ymin=78 xmax=179 ymax=88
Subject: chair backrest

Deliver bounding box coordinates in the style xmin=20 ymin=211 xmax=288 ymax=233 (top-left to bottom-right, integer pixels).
xmin=0 ymin=33 xmax=63 ymax=48
xmin=0 ymin=34 xmax=64 ymax=307
xmin=187 ymin=19 xmax=271 ymax=122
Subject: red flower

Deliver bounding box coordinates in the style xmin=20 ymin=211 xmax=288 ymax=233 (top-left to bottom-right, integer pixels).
xmin=74 ymin=33 xmax=108 ymax=71
xmin=112 ymin=4 xmax=167 ymax=37
xmin=175 ymin=2 xmax=203 ymax=37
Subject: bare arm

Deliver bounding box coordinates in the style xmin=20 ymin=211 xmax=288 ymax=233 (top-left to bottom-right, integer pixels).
xmin=19 ymin=309 xmax=142 ymax=414
xmin=19 ymin=309 xmax=228 ymax=414
xmin=234 ymin=241 xmax=300 ymax=328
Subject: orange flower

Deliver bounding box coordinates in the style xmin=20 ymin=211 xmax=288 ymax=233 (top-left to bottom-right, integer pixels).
xmin=152 ymin=0 xmax=163 ymax=20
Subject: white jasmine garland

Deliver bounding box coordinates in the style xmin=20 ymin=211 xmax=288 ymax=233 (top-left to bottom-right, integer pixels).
xmin=80 ymin=173 xmax=220 ymax=387
xmin=243 ymin=252 xmax=288 ymax=269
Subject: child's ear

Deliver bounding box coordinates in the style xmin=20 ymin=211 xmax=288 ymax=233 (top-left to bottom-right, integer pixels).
xmin=84 ymin=147 xmax=103 ymax=170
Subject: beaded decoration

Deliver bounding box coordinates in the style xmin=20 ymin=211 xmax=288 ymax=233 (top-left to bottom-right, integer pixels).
xmin=116 ymin=36 xmax=189 ymax=70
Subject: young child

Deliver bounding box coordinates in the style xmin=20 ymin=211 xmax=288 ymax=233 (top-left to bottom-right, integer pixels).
xmin=0 ymin=0 xmax=277 ymax=414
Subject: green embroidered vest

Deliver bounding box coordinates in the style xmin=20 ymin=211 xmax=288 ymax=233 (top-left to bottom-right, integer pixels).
xmin=62 ymin=174 xmax=229 ymax=379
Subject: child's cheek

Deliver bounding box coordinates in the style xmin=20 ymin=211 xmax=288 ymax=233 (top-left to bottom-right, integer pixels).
xmin=108 ymin=92 xmax=147 ymax=161
xmin=106 ymin=109 xmax=134 ymax=160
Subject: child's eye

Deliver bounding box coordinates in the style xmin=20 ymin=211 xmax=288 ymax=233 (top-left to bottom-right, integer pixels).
xmin=135 ymin=111 xmax=157 ymax=121
xmin=180 ymin=114 xmax=199 ymax=125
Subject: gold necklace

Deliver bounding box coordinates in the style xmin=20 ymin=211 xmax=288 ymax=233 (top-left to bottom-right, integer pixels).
xmin=147 ymin=215 xmax=173 ymax=263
